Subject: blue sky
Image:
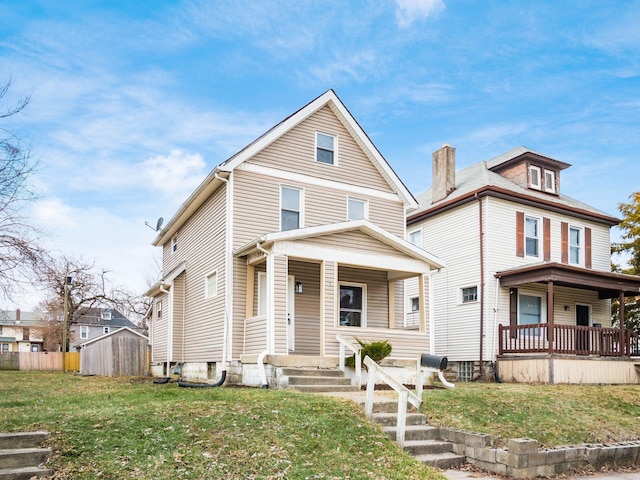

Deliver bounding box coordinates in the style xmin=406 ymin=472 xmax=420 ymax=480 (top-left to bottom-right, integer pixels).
xmin=1 ymin=0 xmax=639 ymax=310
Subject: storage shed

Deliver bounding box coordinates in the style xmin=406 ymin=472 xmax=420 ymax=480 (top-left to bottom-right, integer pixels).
xmin=80 ymin=327 xmax=148 ymax=376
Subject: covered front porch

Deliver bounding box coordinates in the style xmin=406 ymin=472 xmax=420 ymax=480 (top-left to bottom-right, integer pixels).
xmin=233 ymin=220 xmax=444 ymax=387
xmin=495 ymin=262 xmax=640 ymax=384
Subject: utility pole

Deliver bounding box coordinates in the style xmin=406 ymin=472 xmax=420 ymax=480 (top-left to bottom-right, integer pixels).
xmin=61 ymin=275 xmax=72 ymax=372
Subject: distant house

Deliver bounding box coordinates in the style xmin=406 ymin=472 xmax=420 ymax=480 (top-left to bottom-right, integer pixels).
xmin=406 ymin=145 xmax=640 ymax=384
xmin=70 ymin=308 xmax=139 ymax=351
xmin=0 ymin=309 xmax=45 ymax=353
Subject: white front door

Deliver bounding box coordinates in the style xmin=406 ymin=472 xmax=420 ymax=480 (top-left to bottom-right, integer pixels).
xmin=288 ymin=275 xmax=295 ymax=352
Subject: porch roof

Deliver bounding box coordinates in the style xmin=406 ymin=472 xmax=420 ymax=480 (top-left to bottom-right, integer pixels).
xmin=495 ymin=262 xmax=640 ymax=299
xmin=234 ymin=219 xmax=445 ymax=271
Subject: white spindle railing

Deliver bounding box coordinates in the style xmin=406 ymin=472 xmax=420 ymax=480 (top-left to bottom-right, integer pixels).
xmin=336 ymin=334 xmax=362 ymax=389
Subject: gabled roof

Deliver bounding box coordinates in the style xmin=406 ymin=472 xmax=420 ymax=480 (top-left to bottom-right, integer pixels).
xmin=0 ymin=310 xmax=45 ymax=326
xmin=233 ymin=219 xmax=445 ymax=270
xmin=153 ymin=90 xmax=416 ymax=247
xmin=409 ymin=147 xmax=620 ymax=226
xmin=80 ymin=326 xmax=148 ymax=347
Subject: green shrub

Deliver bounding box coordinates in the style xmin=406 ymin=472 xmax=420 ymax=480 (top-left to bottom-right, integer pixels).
xmin=345 ymin=337 xmax=392 ymax=368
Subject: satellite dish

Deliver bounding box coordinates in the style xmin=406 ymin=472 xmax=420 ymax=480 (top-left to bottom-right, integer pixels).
xmin=145 ymin=217 xmax=164 ymax=232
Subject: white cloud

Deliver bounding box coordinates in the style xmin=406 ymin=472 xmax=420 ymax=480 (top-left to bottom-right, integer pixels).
xmin=142 ymin=149 xmax=208 ymax=197
xmin=395 ymin=0 xmax=445 ymax=28
xmin=32 ymin=198 xmax=77 ymax=229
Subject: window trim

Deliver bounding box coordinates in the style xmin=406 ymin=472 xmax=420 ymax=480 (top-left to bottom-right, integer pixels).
xmin=338 ymin=282 xmax=367 ymax=328
xmin=171 ymin=235 xmax=178 ymax=254
xmin=1 ymin=343 xmax=8 ymax=352
xmin=103 ymin=327 xmax=110 ymax=334
xmin=80 ymin=325 xmax=88 ymax=339
xmin=315 ymin=131 xmax=337 ymax=165
xmin=205 ymin=270 xmax=218 ymax=299
xmin=544 ymin=169 xmax=556 ymax=193
xmin=517 ymin=291 xmax=547 ymax=335
xmin=408 ymin=229 xmax=422 ymax=247
xmin=529 ymin=165 xmax=542 ymax=190
xmin=347 ymin=196 xmax=368 ymax=221
xmin=569 ymin=225 xmax=583 ymax=266
xmin=280 ymin=185 xmax=304 ymax=231
xmin=460 ymin=285 xmax=479 ymax=304
xmin=156 ymin=301 xmax=162 ymax=319
xmin=525 ymin=215 xmax=541 ymax=258
xmin=101 ymin=310 xmax=112 ymax=321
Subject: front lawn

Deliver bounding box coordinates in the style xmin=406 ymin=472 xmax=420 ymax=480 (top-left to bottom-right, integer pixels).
xmin=0 ymin=372 xmax=444 ymax=480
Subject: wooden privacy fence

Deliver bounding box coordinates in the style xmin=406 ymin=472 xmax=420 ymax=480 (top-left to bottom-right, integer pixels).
xmin=0 ymin=352 xmax=80 ymax=371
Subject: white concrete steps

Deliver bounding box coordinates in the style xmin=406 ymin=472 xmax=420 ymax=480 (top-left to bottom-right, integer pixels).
xmin=0 ymin=432 xmax=51 ymax=479
xmin=282 ymin=367 xmax=359 ymax=392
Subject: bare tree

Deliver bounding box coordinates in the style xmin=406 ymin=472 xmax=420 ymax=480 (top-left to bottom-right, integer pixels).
xmin=0 ymin=78 xmax=42 ymax=301
xmin=36 ymin=253 xmax=150 ymax=349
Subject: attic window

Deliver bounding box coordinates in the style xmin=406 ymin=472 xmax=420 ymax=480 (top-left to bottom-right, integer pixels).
xmin=544 ymin=169 xmax=556 ymax=193
xmin=316 ymin=132 xmax=336 ymax=165
xmin=171 ymin=235 xmax=178 ymax=254
xmin=529 ymin=165 xmax=542 ymax=190
xmin=101 ymin=310 xmax=112 ymax=321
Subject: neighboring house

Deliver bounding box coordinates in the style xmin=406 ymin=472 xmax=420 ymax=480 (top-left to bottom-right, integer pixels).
xmin=407 ymin=144 xmax=640 ymax=384
xmin=0 ymin=309 xmax=45 ymax=352
xmin=144 ymin=90 xmax=444 ymax=385
xmin=70 ymin=307 xmax=139 ymax=351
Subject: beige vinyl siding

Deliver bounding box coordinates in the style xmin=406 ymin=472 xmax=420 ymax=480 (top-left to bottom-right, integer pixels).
xmin=171 ymin=272 xmax=186 ymax=361
xmin=289 ymin=260 xmax=321 ymax=355
xmin=246 ymin=105 xmax=394 ymax=193
xmin=297 ymin=230 xmax=410 ymax=260
xmin=158 ymin=184 xmax=227 ymax=362
xmin=232 ymin=170 xmax=405 ymax=249
xmin=243 ymin=316 xmax=267 ymax=355
xmin=232 ymin=256 xmax=249 ymax=358
xmin=151 ymin=293 xmax=168 ymax=363
xmin=273 ymin=255 xmax=288 ymax=354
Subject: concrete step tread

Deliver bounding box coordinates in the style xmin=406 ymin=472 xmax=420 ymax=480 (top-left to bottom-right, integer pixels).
xmin=281 ymin=368 xmax=344 ymax=377
xmin=290 ymin=385 xmax=359 ymax=393
xmin=0 ymin=447 xmax=51 ymax=455
xmin=414 ymin=452 xmax=467 ymax=468
xmin=0 ymin=466 xmax=52 ymax=480
xmin=372 ymin=412 xmax=427 ymax=426
xmin=0 ymin=432 xmax=49 ymax=449
xmin=287 ymin=376 xmax=352 ymax=385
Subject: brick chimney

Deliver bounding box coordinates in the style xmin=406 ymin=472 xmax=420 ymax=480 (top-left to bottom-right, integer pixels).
xmin=15 ymin=308 xmax=21 ymax=324
xmin=432 ymin=144 xmax=456 ymax=203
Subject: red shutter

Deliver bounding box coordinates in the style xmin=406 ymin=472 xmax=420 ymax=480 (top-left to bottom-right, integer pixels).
xmin=585 ymin=227 xmax=592 ymax=269
xmin=516 ymin=211 xmax=524 ymax=257
xmin=561 ymin=222 xmax=568 ymax=264
xmin=543 ymin=217 xmax=551 ymax=261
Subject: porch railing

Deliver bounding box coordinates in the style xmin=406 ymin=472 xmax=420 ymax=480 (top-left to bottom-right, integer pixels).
xmin=336 ymin=334 xmax=362 ymax=390
xmin=499 ymin=324 xmax=639 ymax=357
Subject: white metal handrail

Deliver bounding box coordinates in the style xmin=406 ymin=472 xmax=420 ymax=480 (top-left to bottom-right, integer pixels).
xmin=336 ymin=334 xmax=362 ymax=389
xmin=363 ymin=355 xmax=422 ymax=449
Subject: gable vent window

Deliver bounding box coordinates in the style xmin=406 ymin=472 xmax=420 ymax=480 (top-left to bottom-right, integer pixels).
xmin=101 ymin=310 xmax=112 ymax=321
xmin=347 ymin=197 xmax=366 ymax=221
xmin=316 ymin=133 xmax=336 ymax=165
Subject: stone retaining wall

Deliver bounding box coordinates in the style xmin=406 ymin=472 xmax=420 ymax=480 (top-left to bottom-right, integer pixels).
xmin=439 ymin=428 xmax=640 ymax=478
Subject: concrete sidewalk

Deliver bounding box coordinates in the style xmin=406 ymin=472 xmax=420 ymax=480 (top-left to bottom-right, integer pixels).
xmin=443 ymin=468 xmax=640 ymax=479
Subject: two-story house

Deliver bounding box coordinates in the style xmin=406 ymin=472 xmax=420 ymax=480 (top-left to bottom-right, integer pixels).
xmin=0 ymin=309 xmax=45 ymax=352
xmin=144 ymin=90 xmax=444 ymax=386
xmin=69 ymin=307 xmax=139 ymax=351
xmin=407 ymin=145 xmax=640 ymax=384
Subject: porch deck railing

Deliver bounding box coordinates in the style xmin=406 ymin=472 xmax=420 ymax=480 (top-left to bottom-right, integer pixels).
xmin=498 ymin=324 xmax=639 ymax=357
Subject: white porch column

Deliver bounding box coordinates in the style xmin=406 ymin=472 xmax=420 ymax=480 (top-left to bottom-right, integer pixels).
xmin=266 ymin=253 xmax=275 ymax=354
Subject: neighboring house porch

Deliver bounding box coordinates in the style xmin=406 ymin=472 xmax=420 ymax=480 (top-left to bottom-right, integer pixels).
xmin=233 ymin=220 xmax=444 ymax=386
xmin=495 ymin=262 xmax=640 ymax=384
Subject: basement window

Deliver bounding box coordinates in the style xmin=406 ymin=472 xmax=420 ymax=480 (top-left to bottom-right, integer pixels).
xmin=457 ymin=361 xmax=474 ymax=382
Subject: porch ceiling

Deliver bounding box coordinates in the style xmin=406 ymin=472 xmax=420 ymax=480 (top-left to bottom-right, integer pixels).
xmin=495 ymin=262 xmax=640 ymax=299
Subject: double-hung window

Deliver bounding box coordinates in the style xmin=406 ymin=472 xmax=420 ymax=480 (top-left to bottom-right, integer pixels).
xmin=281 ymin=186 xmax=302 ymax=231
xmin=205 ymin=270 xmax=218 ymax=298
xmin=569 ymin=226 xmax=581 ymax=265
xmin=409 ymin=229 xmax=422 ymax=247
xmin=171 ymin=235 xmax=178 ymax=254
xmin=519 ymin=294 xmax=543 ymax=335
xmin=103 ymin=327 xmax=110 ymax=334
xmin=316 ymin=132 xmax=336 ymax=165
xmin=101 ymin=310 xmax=112 ymax=321
xmin=347 ymin=197 xmax=366 ymax=221
xmin=525 ymin=216 xmax=539 ymax=257
xmin=339 ymin=283 xmax=365 ymax=327
xmin=80 ymin=326 xmax=88 ymax=339
xmin=544 ymin=170 xmax=556 ymax=193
